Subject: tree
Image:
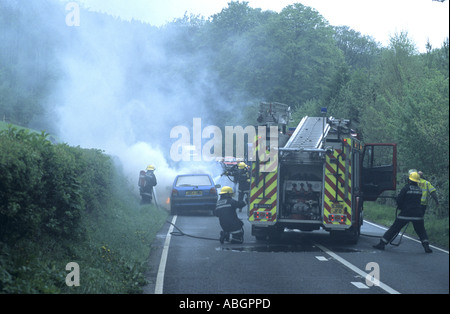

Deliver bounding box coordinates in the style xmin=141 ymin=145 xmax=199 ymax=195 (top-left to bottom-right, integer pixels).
xmin=362 ymin=33 xmax=448 ymax=182
xmin=333 ymin=26 xmax=381 ymax=69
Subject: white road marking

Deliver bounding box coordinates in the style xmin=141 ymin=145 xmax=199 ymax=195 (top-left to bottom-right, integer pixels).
xmin=315 ymin=243 xmax=401 ymax=294
xmin=315 ymin=256 xmax=328 ymax=261
xmin=154 ymin=215 xmax=177 ymax=294
xmin=351 ymin=282 xmax=369 ymax=289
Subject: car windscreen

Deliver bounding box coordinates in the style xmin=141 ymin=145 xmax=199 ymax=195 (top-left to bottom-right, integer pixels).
xmin=175 ymin=175 xmax=212 ymax=187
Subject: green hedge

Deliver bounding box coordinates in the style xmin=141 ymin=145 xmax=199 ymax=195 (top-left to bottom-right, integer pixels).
xmin=0 ymin=127 xmax=98 ymax=241
xmin=0 ymin=126 xmax=168 ymax=293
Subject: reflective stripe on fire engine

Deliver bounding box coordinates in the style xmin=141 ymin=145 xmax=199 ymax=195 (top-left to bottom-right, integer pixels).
xmin=323 ymin=144 xmax=352 ymax=226
xmin=249 ymin=134 xmax=278 ymax=224
xmin=249 ymin=167 xmax=278 ymax=224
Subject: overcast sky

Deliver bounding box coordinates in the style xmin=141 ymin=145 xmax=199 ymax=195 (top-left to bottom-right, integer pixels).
xmin=75 ymin=0 xmax=449 ymax=52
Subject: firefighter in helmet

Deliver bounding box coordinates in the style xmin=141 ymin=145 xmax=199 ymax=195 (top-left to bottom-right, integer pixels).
xmin=214 ymin=186 xmax=246 ymax=244
xmin=373 ymin=171 xmax=432 ymax=253
xmin=139 ymin=165 xmax=157 ymax=204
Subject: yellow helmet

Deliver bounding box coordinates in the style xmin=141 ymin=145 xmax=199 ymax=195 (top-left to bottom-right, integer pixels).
xmin=238 ymin=162 xmax=247 ymax=169
xmin=219 ymin=186 xmax=234 ymax=195
xmin=409 ymin=172 xmax=420 ymax=183
xmin=146 ymin=165 xmax=155 ymax=171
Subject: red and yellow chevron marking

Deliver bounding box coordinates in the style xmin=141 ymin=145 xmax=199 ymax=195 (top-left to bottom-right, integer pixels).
xmin=249 ymin=134 xmax=278 ymax=224
xmin=249 ymin=166 xmax=278 ymax=224
xmin=252 ymin=133 xmax=278 ymax=173
xmin=323 ymin=144 xmax=352 ymax=226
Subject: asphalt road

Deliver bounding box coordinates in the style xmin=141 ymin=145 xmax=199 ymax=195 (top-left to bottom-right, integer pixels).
xmin=144 ymin=207 xmax=449 ymax=295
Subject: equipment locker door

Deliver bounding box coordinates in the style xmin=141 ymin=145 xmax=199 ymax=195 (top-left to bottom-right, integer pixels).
xmin=361 ymin=143 xmax=397 ymax=201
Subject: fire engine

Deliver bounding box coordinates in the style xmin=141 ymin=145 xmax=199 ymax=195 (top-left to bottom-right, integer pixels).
xmin=249 ymin=103 xmax=397 ymax=243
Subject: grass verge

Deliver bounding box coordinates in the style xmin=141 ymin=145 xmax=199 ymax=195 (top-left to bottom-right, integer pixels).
xmin=66 ymin=203 xmax=169 ymax=294
xmin=363 ymin=202 xmax=449 ymax=250
xmin=0 ymin=123 xmax=170 ymax=293
xmin=1 ymin=202 xmax=168 ymax=294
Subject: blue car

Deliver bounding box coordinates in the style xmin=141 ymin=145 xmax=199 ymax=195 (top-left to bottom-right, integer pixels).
xmin=170 ymin=174 xmax=220 ymax=215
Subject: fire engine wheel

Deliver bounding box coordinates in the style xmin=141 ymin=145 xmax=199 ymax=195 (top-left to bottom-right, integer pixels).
xmin=347 ymin=209 xmax=363 ymax=244
xmin=252 ymin=226 xmax=268 ymax=241
xmin=346 ymin=226 xmax=360 ymax=245
xmin=329 ymin=226 xmax=360 ymax=245
xmin=252 ymin=226 xmax=283 ymax=242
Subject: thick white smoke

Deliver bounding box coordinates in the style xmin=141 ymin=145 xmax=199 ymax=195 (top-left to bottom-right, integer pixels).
xmin=52 ymin=5 xmax=227 ymax=205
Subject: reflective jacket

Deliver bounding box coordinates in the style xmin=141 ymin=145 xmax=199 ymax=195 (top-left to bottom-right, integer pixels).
xmin=418 ymin=179 xmax=436 ymax=206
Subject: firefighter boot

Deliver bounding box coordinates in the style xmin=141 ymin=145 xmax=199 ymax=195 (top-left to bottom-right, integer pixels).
xmin=231 ymin=232 xmax=244 ymax=244
xmin=373 ymin=240 xmax=385 ymax=250
xmin=220 ymin=231 xmax=231 ymax=244
xmin=422 ymin=242 xmax=433 ymax=253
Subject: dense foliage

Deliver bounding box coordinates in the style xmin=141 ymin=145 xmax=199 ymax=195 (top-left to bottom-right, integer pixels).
xmin=0 ymin=127 xmax=112 ymax=242
xmin=0 ymin=127 xmax=167 ymax=293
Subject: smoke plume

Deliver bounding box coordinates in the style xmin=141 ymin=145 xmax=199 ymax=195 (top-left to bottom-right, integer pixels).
xmin=50 ymin=2 xmax=228 ymax=203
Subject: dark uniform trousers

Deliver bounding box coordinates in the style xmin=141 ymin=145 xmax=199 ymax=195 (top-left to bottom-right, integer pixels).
xmin=381 ymin=216 xmax=429 ymax=245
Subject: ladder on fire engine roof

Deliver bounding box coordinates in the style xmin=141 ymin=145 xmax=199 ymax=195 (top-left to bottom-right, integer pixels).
xmin=281 ymin=116 xmax=330 ymax=152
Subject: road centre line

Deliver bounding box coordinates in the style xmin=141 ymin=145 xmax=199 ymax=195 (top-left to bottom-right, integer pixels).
xmin=363 ymin=220 xmax=449 ymax=254
xmin=315 ymin=243 xmax=401 ymax=294
xmin=155 ymin=215 xmax=177 ymax=294
xmin=315 ymin=256 xmax=328 ymax=261
xmin=351 ymin=282 xmax=369 ymax=289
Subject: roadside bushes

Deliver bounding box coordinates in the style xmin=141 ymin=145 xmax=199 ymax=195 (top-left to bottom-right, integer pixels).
xmin=0 ymin=127 xmax=112 ymax=242
xmin=0 ymin=130 xmax=45 ymax=241
xmin=0 ymin=126 xmax=168 ymax=293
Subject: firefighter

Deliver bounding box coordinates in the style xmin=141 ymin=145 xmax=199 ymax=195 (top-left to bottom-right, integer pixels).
xmin=214 ymin=186 xmax=246 ymax=244
xmin=417 ymin=171 xmax=439 ymax=215
xmin=373 ymin=171 xmax=432 ymax=253
xmin=236 ymin=162 xmax=250 ymax=212
xmin=140 ymin=165 xmax=157 ymax=204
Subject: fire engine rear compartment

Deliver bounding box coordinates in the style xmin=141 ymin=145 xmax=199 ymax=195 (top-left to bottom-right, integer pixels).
xmin=250 ymin=104 xmax=397 ymax=243
xmin=278 ymin=162 xmax=324 ymax=231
